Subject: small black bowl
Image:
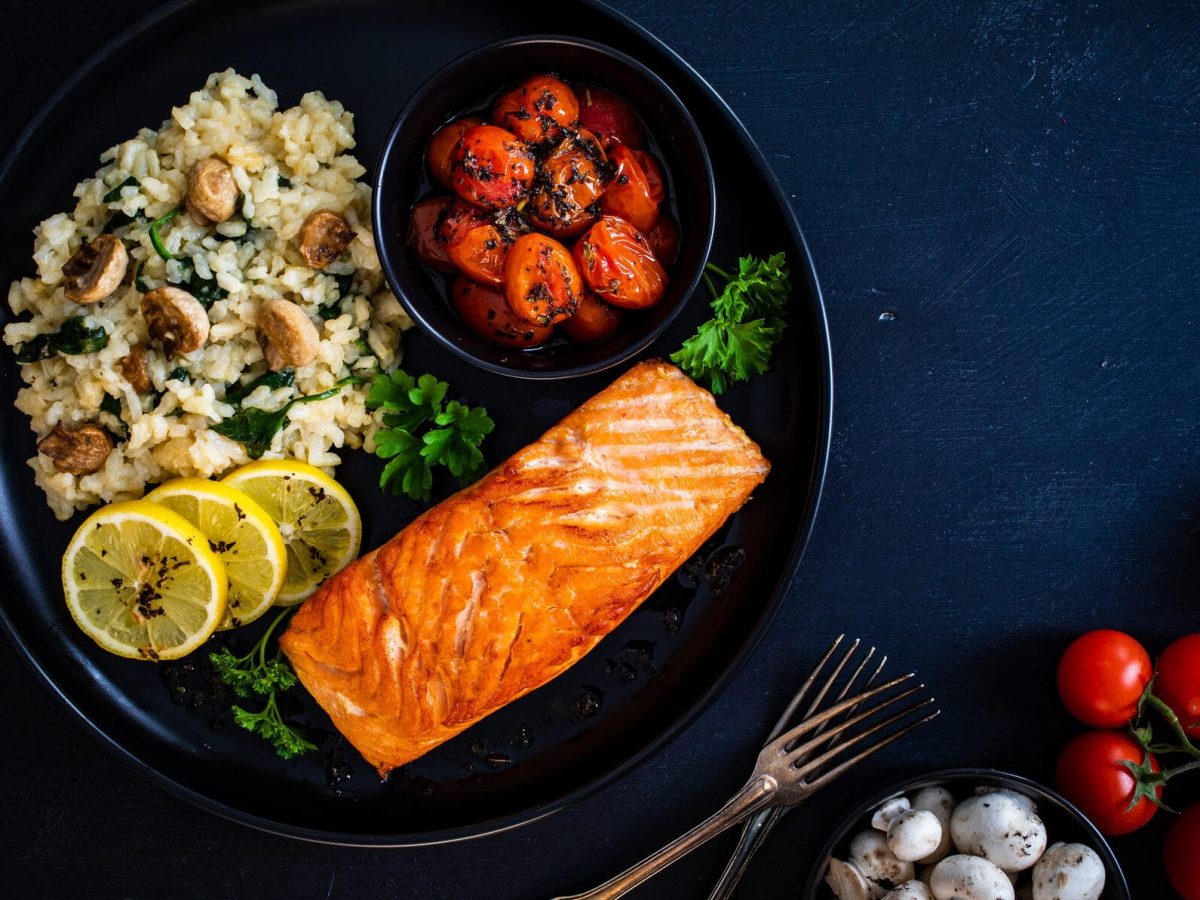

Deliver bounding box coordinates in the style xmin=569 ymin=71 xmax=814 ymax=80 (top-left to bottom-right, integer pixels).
xmin=801 ymin=768 xmax=1131 ymax=899
xmin=372 ymin=35 xmax=716 ymax=380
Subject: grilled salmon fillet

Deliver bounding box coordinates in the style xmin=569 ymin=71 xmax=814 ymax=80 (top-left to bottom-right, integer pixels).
xmin=280 ymin=360 xmax=770 ymax=775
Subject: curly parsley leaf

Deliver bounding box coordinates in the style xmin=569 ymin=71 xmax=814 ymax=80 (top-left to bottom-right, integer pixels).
xmin=671 ymin=253 xmax=791 ymax=395
xmin=367 ymin=370 xmax=493 ymax=500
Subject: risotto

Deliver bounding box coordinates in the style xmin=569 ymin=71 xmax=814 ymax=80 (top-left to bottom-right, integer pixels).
xmin=3 ymin=70 xmax=412 ymax=520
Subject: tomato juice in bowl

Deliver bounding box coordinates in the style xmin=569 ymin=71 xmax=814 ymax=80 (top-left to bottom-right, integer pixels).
xmin=372 ymin=36 xmax=715 ymax=380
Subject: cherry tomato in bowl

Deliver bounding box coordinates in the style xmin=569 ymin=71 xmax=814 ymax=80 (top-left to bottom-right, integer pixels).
xmin=504 ymin=233 xmax=582 ymax=326
xmin=644 ymin=215 xmax=679 ymax=267
xmin=446 ymin=222 xmax=509 ymax=286
xmin=601 ymin=145 xmax=662 ymax=233
xmin=562 ymin=291 xmax=623 ymax=344
xmin=1055 ymin=730 xmax=1160 ymax=836
xmin=574 ymin=216 xmax=667 ymax=309
xmin=492 ymin=74 xmax=580 ymax=144
xmin=408 ymin=197 xmax=457 ymax=272
xmin=1155 ymin=634 xmax=1200 ymax=739
xmin=450 ymin=124 xmax=536 ymax=209
xmin=1056 ymin=630 xmax=1152 ymax=727
xmin=426 ymin=117 xmax=484 ymax=190
xmin=1165 ymin=803 xmax=1200 ymax=900
xmin=527 ymin=130 xmax=608 ymax=238
xmin=451 ymin=276 xmax=554 ymax=348
xmin=578 ymin=85 xmax=643 ymax=150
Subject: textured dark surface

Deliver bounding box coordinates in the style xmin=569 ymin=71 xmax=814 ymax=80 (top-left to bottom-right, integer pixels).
xmin=1 ymin=0 xmax=1197 ymax=897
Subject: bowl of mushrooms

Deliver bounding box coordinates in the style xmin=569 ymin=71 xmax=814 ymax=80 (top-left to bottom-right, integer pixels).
xmin=801 ymin=768 xmax=1130 ymax=900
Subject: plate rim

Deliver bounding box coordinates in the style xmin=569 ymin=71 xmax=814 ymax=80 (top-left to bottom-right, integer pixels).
xmin=0 ymin=0 xmax=834 ymax=846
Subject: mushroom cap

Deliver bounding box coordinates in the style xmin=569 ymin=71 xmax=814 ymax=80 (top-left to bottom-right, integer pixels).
xmin=930 ymin=854 xmax=1015 ymax=900
xmin=888 ymin=809 xmax=944 ymax=863
xmin=298 ymin=209 xmax=355 ymax=269
xmin=883 ymin=881 xmax=933 ymax=900
xmin=873 ymin=796 xmax=913 ymax=831
xmin=851 ymin=828 xmax=916 ymax=885
xmin=141 ymin=286 xmax=210 ymax=360
xmin=1031 ymin=842 xmax=1105 ymax=900
xmin=62 ymin=234 xmax=128 ymax=304
xmin=37 ymin=423 xmax=113 ymax=475
xmin=975 ymin=786 xmax=1038 ymax=814
xmin=913 ymin=786 xmax=955 ymax=865
xmin=256 ymin=297 xmax=320 ymax=371
xmin=951 ymin=793 xmax=1048 ymax=872
xmin=186 ymin=157 xmax=238 ymax=223
xmin=825 ymin=857 xmax=875 ymax=900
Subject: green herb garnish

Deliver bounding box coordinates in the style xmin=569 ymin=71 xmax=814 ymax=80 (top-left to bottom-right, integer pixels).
xmin=15 ymin=316 xmax=109 ymax=363
xmin=133 ymin=259 xmax=151 ymax=293
xmin=224 ymin=369 xmax=294 ymax=405
xmin=367 ymin=370 xmax=494 ymax=501
xmin=102 ymin=176 xmax=139 ymax=204
xmin=277 ymin=176 xmax=292 ymax=189
xmin=101 ymin=210 xmax=146 ymax=235
xmin=317 ymin=270 xmax=356 ymax=320
xmin=209 ymin=609 xmax=316 ymax=760
xmin=166 ymin=366 xmax=189 ymax=383
xmin=149 ymin=207 xmax=182 ymax=260
xmin=213 ymin=375 xmax=362 ymax=459
xmin=670 ymin=253 xmax=791 ymax=395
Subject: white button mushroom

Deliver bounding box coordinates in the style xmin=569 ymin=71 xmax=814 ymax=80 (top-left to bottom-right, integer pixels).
xmin=298 ymin=209 xmax=355 ymax=269
xmin=851 ymin=829 xmax=916 ymax=885
xmin=825 ymin=857 xmax=877 ymax=900
xmin=930 ymin=854 xmax=1015 ymax=900
xmin=975 ymin=786 xmax=1038 ymax=814
xmin=186 ymin=157 xmax=238 ymax=223
xmin=913 ymin=786 xmax=956 ymax=865
xmin=141 ymin=286 xmax=210 ymax=360
xmin=1031 ymin=842 xmax=1105 ymax=900
xmin=888 ymin=809 xmax=944 ymax=863
xmin=256 ymin=297 xmax=320 ymax=371
xmin=873 ymin=796 xmax=913 ymax=831
xmin=883 ymin=881 xmax=933 ymax=900
xmin=62 ymin=234 xmax=128 ymax=304
xmin=950 ymin=793 xmax=1048 ymax=872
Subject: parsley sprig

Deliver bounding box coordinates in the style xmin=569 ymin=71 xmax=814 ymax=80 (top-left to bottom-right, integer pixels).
xmin=366 ymin=370 xmax=494 ymax=501
xmin=209 ymin=608 xmax=316 ymax=760
xmin=670 ymin=253 xmax=791 ymax=394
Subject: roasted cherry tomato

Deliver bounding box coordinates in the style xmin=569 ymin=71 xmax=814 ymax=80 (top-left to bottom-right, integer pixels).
xmin=408 ymin=197 xmax=457 ymax=272
xmin=426 ymin=116 xmax=484 ymax=190
xmin=528 ymin=130 xmax=608 ymax=238
xmin=578 ymin=86 xmax=642 ymax=149
xmin=562 ymin=291 xmax=622 ymax=344
xmin=601 ymin=145 xmax=662 ymax=232
xmin=450 ymin=124 xmax=536 ymax=209
xmin=1057 ymin=630 xmax=1152 ymax=727
xmin=1165 ymin=803 xmax=1200 ymax=900
xmin=435 ymin=198 xmax=490 ymax=246
xmin=492 ymin=74 xmax=580 ymax=144
xmin=1156 ymin=634 xmax=1200 ymax=738
xmin=633 ymin=150 xmax=665 ymax=205
xmin=446 ymin=222 xmax=508 ymax=286
xmin=574 ymin=216 xmax=667 ymax=309
xmin=644 ymin=215 xmax=679 ymax=267
xmin=1055 ymin=730 xmax=1160 ymax=836
xmin=451 ymin=276 xmax=553 ymax=348
xmin=503 ymin=233 xmax=582 ymax=325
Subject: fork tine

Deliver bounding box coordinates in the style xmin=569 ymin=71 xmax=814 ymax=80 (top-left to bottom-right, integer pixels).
xmin=793 ymin=697 xmax=938 ymax=778
xmin=765 ymin=635 xmax=845 ymax=740
xmin=803 ymin=710 xmax=941 ymax=792
xmin=789 ymin=645 xmax=877 ymax=766
xmin=784 ymin=684 xmax=926 ymax=760
xmin=766 ymin=672 xmax=915 ymax=752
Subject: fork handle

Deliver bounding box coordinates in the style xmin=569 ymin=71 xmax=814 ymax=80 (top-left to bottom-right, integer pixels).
xmin=706 ymin=805 xmax=788 ymax=900
xmin=551 ymin=775 xmax=778 ymax=900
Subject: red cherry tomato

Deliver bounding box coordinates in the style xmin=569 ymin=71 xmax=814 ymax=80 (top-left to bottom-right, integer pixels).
xmin=643 ymin=215 xmax=679 ymax=267
xmin=1057 ymin=630 xmax=1152 ymax=727
xmin=426 ymin=117 xmax=484 ymax=190
xmin=492 ymin=74 xmax=579 ymax=144
xmin=601 ymin=145 xmax=661 ymax=233
xmin=450 ymin=124 xmax=535 ymax=209
xmin=408 ymin=197 xmax=457 ymax=272
xmin=451 ymin=276 xmax=553 ymax=348
xmin=504 ymin=233 xmax=582 ymax=325
xmin=1055 ymin=730 xmax=1160 ymax=835
xmin=574 ymin=216 xmax=667 ymax=309
xmin=1156 ymin=634 xmax=1200 ymax=738
xmin=446 ymin=222 xmax=508 ymax=286
xmin=527 ymin=130 xmax=608 ymax=238
xmin=1165 ymin=803 xmax=1200 ymax=900
xmin=434 ymin=198 xmax=489 ymax=247
xmin=562 ymin=291 xmax=622 ymax=344
xmin=632 ymin=150 xmax=665 ymax=205
xmin=578 ymin=86 xmax=642 ymax=150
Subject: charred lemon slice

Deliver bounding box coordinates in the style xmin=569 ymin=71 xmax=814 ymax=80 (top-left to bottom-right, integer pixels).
xmin=61 ymin=500 xmax=227 ymax=660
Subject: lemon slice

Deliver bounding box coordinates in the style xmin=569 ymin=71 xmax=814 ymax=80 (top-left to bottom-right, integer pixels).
xmin=221 ymin=460 xmax=361 ymax=605
xmin=145 ymin=478 xmax=287 ymax=630
xmin=61 ymin=500 xmax=228 ymax=660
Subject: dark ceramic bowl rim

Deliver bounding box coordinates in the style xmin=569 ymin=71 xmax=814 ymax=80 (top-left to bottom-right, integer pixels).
xmin=800 ymin=767 xmax=1132 ymax=899
xmin=370 ymin=34 xmax=717 ymax=380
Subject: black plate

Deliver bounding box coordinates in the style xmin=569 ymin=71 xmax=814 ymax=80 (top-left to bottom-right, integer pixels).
xmin=0 ymin=0 xmax=832 ymax=845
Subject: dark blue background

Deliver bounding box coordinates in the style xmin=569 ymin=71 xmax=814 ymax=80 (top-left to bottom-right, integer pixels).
xmin=1 ymin=0 xmax=1196 ymax=897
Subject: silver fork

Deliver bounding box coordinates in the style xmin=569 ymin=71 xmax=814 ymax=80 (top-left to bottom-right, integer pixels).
xmin=552 ymin=637 xmax=937 ymax=900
